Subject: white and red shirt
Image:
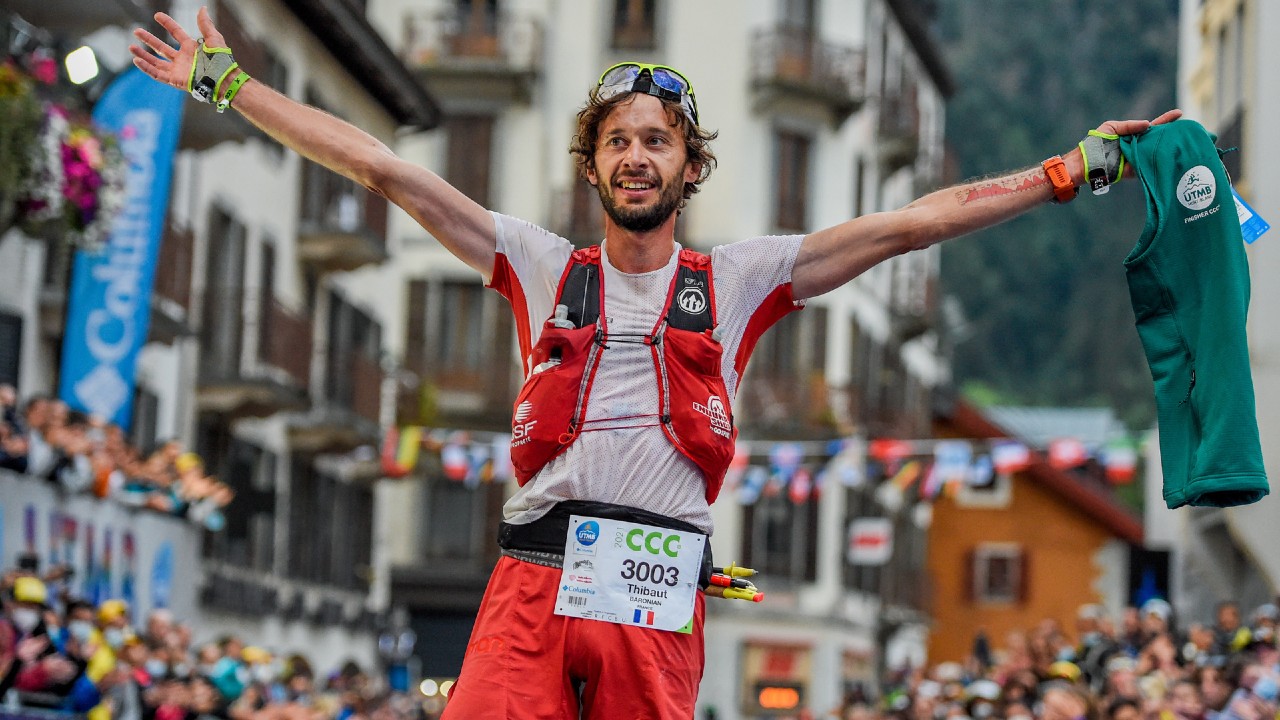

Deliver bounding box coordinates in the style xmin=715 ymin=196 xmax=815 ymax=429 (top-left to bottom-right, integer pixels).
xmin=486 ymin=212 xmax=804 ymax=534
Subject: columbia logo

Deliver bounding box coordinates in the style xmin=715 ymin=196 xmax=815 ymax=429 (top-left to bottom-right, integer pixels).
xmin=514 ymin=401 xmax=533 ymax=422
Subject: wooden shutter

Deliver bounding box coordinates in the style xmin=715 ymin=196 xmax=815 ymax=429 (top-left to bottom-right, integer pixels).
xmin=405 ymin=280 xmax=429 ymax=375
xmin=1016 ymin=548 xmax=1031 ymax=604
xmin=963 ymin=548 xmax=976 ymax=603
xmin=445 ymin=115 xmax=494 ymax=206
xmin=0 ymin=312 xmax=21 ymax=386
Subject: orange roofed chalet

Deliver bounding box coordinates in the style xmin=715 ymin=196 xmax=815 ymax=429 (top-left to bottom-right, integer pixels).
xmin=926 ymin=400 xmax=1143 ymax=664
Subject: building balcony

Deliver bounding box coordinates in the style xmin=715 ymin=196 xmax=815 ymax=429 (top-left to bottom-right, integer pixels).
xmin=196 ymin=294 xmax=312 ymax=419
xmin=878 ymin=86 xmax=921 ymax=174
xmin=423 ymin=363 xmax=517 ymax=431
xmin=749 ymin=26 xmax=866 ymax=127
xmin=149 ymin=219 xmax=195 ymax=343
xmin=297 ymin=163 xmax=389 ymax=273
xmin=890 ymin=277 xmax=937 ymax=345
xmin=288 ymin=352 xmax=382 ymax=454
xmin=259 ymin=300 xmax=314 ymax=389
xmin=403 ymin=8 xmax=542 ymax=106
xmin=737 ymin=372 xmax=837 ymax=438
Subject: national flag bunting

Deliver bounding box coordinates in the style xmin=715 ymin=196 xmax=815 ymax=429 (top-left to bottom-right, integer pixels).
xmin=1103 ymin=440 xmax=1138 ymax=484
xmin=1048 ymin=437 xmax=1088 ymax=470
xmin=991 ymin=440 xmax=1031 ymax=474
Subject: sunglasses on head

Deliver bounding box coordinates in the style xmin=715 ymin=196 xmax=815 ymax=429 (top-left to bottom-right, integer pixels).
xmin=597 ymin=61 xmax=699 ymax=126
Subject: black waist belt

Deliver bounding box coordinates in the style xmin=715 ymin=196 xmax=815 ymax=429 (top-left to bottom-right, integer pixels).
xmin=497 ymin=500 xmax=713 ymax=587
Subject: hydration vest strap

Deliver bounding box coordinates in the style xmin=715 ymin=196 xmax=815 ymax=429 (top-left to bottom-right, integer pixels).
xmin=554 ymin=247 xmax=604 ymax=328
xmin=665 ymin=249 xmax=716 ymax=332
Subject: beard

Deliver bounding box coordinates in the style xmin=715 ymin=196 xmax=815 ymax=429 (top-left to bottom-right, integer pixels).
xmin=597 ymin=171 xmax=684 ymax=232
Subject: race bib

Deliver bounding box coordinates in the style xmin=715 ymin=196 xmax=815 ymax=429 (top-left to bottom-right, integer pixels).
xmin=554 ymin=515 xmax=704 ymax=633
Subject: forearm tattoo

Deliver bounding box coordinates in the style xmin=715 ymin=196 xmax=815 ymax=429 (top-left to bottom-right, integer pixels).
xmin=953 ymin=166 xmax=1049 ymax=206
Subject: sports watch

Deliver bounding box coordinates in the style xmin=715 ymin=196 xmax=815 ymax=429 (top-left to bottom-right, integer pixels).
xmin=1042 ymin=156 xmax=1077 ymax=204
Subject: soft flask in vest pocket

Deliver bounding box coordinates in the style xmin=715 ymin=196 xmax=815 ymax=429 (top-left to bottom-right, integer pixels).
xmin=509 ymin=321 xmax=601 ymax=484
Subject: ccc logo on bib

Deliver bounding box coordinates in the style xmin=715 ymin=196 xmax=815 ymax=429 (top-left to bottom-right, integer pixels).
xmin=1176 ymin=165 xmax=1216 ymax=211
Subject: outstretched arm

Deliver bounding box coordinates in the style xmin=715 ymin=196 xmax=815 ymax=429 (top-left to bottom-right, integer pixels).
xmin=131 ymin=7 xmax=496 ymax=278
xmin=790 ymin=110 xmax=1183 ymax=300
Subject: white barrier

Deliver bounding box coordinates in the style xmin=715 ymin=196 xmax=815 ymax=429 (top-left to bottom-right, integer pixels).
xmin=0 ymin=469 xmax=202 ymax=622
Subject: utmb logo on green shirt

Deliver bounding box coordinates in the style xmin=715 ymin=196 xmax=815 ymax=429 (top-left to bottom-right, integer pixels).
xmin=1177 ymin=165 xmax=1217 ymax=211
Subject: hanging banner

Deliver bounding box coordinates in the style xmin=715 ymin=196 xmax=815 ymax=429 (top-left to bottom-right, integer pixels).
xmin=59 ymin=69 xmax=185 ymax=428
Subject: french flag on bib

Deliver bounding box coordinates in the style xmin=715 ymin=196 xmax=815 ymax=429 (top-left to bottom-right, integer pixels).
xmin=632 ymin=609 xmax=655 ymax=626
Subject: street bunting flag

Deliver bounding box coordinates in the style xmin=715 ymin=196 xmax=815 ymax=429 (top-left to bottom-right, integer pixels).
xmin=933 ymin=440 xmax=972 ymax=485
xmin=1103 ymin=440 xmax=1138 ymax=484
xmin=1048 ymin=437 xmax=1088 ymax=469
xmin=991 ymin=440 xmax=1031 ymax=474
xmin=59 ymin=69 xmax=184 ymax=429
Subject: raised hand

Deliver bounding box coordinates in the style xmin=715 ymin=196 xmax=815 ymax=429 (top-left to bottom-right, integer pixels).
xmin=130 ymin=6 xmax=227 ymax=92
xmin=1097 ymin=108 xmax=1183 ymax=138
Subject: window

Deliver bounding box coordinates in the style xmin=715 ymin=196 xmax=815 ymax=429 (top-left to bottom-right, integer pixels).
xmin=197 ymin=416 xmax=276 ymax=572
xmin=437 ymin=281 xmax=486 ymax=371
xmin=445 ymin=115 xmax=495 ymax=207
xmin=970 ymin=543 xmax=1026 ymax=604
xmin=0 ymin=312 xmax=21 ymax=386
xmin=129 ymin=386 xmax=159 ymax=453
xmin=742 ymin=490 xmax=820 ymax=583
xmin=750 ymin=312 xmax=802 ymax=379
xmin=1215 ymin=6 xmax=1244 ymax=122
xmin=287 ymin=455 xmax=373 ymax=588
xmin=420 ymin=474 xmax=503 ymax=568
xmin=774 ymin=130 xmax=811 ymax=231
xmin=325 ymin=291 xmax=382 ymax=411
xmin=404 ymin=280 xmax=429 ymax=376
xmin=403 ymin=277 xmax=516 ymax=413
xmin=780 ymin=0 xmax=816 ymax=31
xmin=200 ymin=206 xmax=247 ymax=379
xmin=611 ymin=0 xmax=657 ymax=50
xmin=260 ymin=49 xmax=289 ymax=158
xmin=257 ymin=241 xmax=276 ymax=363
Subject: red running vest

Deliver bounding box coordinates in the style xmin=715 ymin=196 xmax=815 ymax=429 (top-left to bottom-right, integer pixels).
xmin=508 ymin=246 xmax=737 ymax=503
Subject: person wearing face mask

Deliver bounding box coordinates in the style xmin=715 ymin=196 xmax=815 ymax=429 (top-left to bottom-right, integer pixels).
xmin=97 ymin=599 xmax=133 ymax=653
xmin=2 ymin=577 xmax=56 ymax=697
xmin=2 ymin=577 xmax=88 ymax=706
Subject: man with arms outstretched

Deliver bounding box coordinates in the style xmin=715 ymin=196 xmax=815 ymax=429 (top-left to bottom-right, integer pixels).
xmin=132 ymin=8 xmax=1179 ymax=718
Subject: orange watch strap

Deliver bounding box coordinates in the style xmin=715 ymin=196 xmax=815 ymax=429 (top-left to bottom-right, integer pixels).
xmin=1042 ymin=155 xmax=1077 ymax=204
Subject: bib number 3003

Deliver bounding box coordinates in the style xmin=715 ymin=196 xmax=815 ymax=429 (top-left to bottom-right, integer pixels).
xmin=621 ymin=559 xmax=679 ymax=587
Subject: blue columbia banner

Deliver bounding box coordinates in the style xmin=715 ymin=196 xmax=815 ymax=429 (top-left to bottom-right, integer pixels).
xmin=59 ymin=69 xmax=184 ymax=429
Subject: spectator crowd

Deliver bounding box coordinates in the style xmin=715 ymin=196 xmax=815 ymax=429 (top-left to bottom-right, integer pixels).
xmin=2 ymin=564 xmax=424 ymax=720
xmin=839 ymin=597 xmax=1280 ymax=720
xmin=1 ymin=386 xmax=234 ymax=529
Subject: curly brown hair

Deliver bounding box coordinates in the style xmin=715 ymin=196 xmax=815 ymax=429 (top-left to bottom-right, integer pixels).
xmin=568 ymin=88 xmax=719 ymax=209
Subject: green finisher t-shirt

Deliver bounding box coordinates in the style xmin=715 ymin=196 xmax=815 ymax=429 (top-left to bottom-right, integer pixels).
xmin=1120 ymin=119 xmax=1268 ymax=508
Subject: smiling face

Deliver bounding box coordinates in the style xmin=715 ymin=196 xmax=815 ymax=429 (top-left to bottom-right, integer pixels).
xmin=587 ymin=93 xmax=700 ymax=234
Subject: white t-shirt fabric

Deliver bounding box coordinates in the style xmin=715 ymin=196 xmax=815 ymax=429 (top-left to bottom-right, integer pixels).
xmin=489 ymin=212 xmax=805 ymax=535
